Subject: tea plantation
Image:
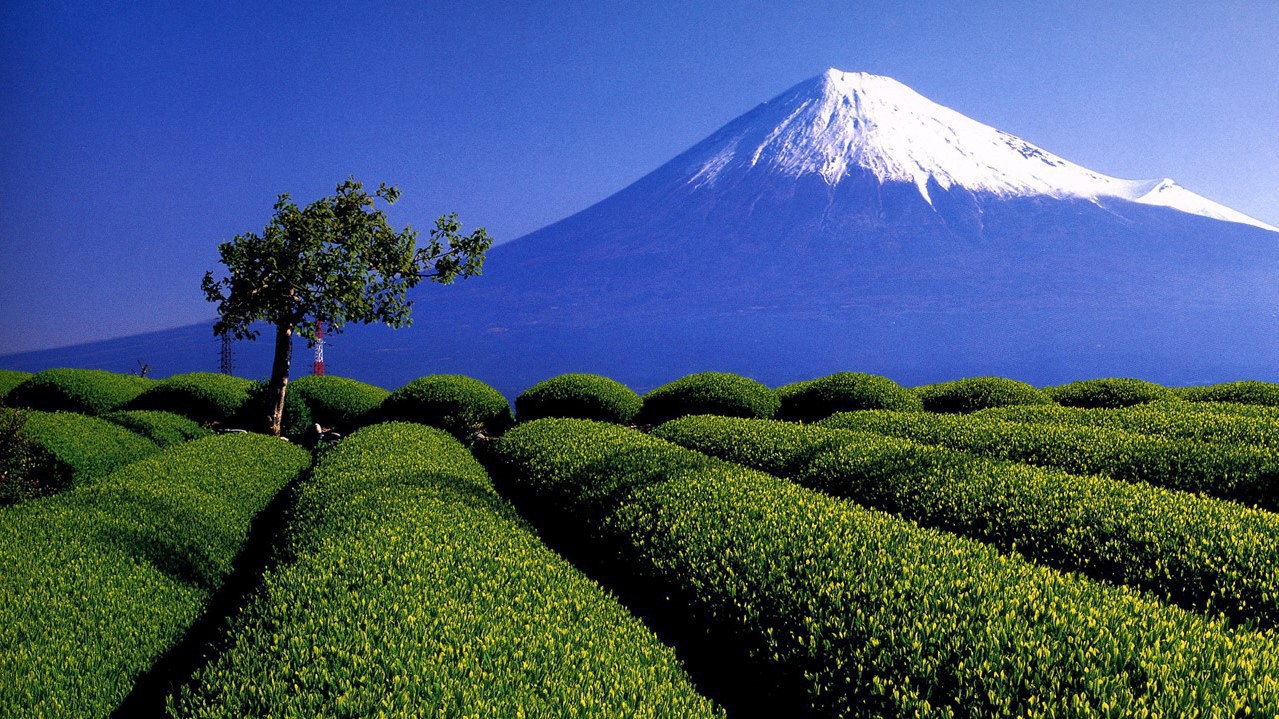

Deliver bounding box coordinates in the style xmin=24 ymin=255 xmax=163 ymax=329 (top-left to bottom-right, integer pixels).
xmin=3 ymin=367 xmax=1279 ymax=717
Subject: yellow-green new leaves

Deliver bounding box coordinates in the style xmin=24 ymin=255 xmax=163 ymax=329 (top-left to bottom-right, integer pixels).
xmin=496 ymin=418 xmax=1279 ymax=717
xmin=821 ymin=409 xmax=1279 ymax=509
xmin=656 ymin=415 xmax=1279 ymax=629
xmin=0 ymin=434 xmax=309 ymax=719
xmin=168 ymin=423 xmax=721 ymax=718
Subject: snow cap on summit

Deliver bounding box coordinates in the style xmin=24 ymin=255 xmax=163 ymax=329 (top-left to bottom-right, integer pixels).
xmin=686 ymin=68 xmax=1275 ymax=231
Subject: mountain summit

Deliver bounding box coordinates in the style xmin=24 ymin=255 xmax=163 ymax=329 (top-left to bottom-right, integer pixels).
xmin=6 ymin=70 xmax=1277 ymax=391
xmin=684 ymin=69 xmax=1274 ymax=231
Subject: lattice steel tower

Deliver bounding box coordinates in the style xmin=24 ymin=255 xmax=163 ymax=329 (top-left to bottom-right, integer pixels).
xmin=312 ymin=321 xmax=326 ymax=376
xmin=219 ymin=331 xmax=234 ymax=376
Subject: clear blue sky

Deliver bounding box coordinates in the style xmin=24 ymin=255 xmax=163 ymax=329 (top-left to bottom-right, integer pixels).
xmin=2 ymin=0 xmax=1276 ymax=353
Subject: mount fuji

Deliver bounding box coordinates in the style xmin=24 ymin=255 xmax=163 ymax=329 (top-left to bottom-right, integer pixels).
xmin=5 ymin=69 xmax=1278 ymax=394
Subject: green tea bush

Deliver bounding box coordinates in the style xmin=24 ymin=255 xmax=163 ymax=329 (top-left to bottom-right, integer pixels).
xmin=0 ymin=434 xmax=309 ymax=719
xmin=1047 ymin=377 xmax=1177 ymax=408
xmin=638 ymin=372 xmax=779 ymax=425
xmin=776 ymin=372 xmax=921 ymax=421
xmin=515 ymin=373 xmax=642 ymax=424
xmin=1179 ymin=380 xmax=1279 ymax=407
xmin=380 ymin=374 xmax=513 ymax=440
xmin=656 ymin=415 xmax=1279 ymax=629
xmin=0 ymin=369 xmax=32 ymax=401
xmin=19 ymin=410 xmax=159 ymax=490
xmin=103 ymin=410 xmax=211 ymax=448
xmin=7 ymin=368 xmax=152 ymax=415
xmin=493 ymin=419 xmax=1279 ymax=716
xmin=821 ymin=410 xmax=1279 ymax=510
xmin=289 ymin=375 xmax=389 ymax=431
xmin=913 ymin=376 xmax=1051 ymax=413
xmin=231 ymin=380 xmax=313 ymax=436
xmin=168 ymin=423 xmax=722 ymax=718
xmin=979 ymin=403 xmax=1279 ymax=451
xmin=126 ymin=372 xmax=252 ymax=424
xmin=0 ymin=408 xmax=59 ymax=503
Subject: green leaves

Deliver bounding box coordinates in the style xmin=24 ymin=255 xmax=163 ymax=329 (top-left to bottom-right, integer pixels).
xmin=169 ymin=423 xmax=721 ymax=718
xmin=0 ymin=434 xmax=309 ymax=718
xmin=495 ymin=418 xmax=1279 ymax=716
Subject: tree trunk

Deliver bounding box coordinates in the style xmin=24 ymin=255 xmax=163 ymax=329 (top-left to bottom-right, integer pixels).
xmin=268 ymin=322 xmax=293 ymax=437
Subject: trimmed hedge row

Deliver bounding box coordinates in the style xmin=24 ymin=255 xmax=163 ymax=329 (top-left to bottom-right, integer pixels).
xmin=381 ymin=374 xmax=513 ymax=441
xmin=1045 ymin=377 xmax=1177 ymax=408
xmin=977 ymin=403 xmax=1279 ymax=451
xmin=288 ymin=375 xmax=389 ymax=432
xmin=655 ymin=415 xmax=1279 ymax=628
xmin=912 ymin=376 xmax=1051 ymax=413
xmin=492 ymin=419 xmax=1279 ymax=716
xmin=516 ymin=373 xmax=642 ymax=424
xmin=821 ymin=410 xmax=1279 ymax=510
xmin=126 ymin=372 xmax=253 ymax=424
xmin=104 ymin=410 xmax=210 ymax=448
xmin=168 ymin=422 xmax=721 ymax=718
xmin=776 ymin=372 xmax=921 ymax=421
xmin=1178 ymin=380 xmax=1279 ymax=407
xmin=7 ymin=369 xmax=153 ymax=415
xmin=638 ymin=372 xmax=779 ymax=425
xmin=0 ymin=434 xmax=310 ymax=719
xmin=19 ymin=410 xmax=159 ymax=490
xmin=0 ymin=369 xmax=32 ymax=400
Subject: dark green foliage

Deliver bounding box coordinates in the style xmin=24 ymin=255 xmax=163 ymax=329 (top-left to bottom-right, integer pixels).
xmin=0 ymin=408 xmax=60 ymax=503
xmin=169 ymin=423 xmax=722 ymax=718
xmin=1178 ymin=380 xmax=1279 ymax=407
xmin=638 ymin=372 xmax=779 ymax=425
xmin=656 ymin=414 xmax=1279 ymax=629
xmin=103 ymin=410 xmax=211 ymax=448
xmin=18 ymin=411 xmax=159 ymax=491
xmin=515 ymin=373 xmax=642 ymax=424
xmin=913 ymin=376 xmax=1051 ymax=413
xmin=0 ymin=369 xmax=32 ymax=401
xmin=0 ymin=434 xmax=310 ymax=719
xmin=233 ymin=381 xmax=313 ymax=436
xmin=776 ymin=371 xmax=921 ymax=421
xmin=202 ymin=178 xmax=492 ymax=436
xmin=381 ymin=374 xmax=513 ymax=440
xmin=1047 ymin=377 xmax=1177 ymax=408
xmin=289 ymin=375 xmax=389 ymax=431
xmin=821 ymin=410 xmax=1279 ymax=510
xmin=7 ymin=369 xmax=152 ymax=415
xmin=494 ymin=419 xmax=1279 ymax=716
xmin=126 ymin=372 xmax=252 ymax=424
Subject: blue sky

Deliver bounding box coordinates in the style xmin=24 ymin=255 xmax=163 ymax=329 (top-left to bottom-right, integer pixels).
xmin=2 ymin=0 xmax=1276 ymax=353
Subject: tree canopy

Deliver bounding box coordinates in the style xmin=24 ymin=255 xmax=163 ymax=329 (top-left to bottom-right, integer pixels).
xmin=202 ymin=178 xmax=492 ymax=435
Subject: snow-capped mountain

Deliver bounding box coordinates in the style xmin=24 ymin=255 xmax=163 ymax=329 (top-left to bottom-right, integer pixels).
xmin=686 ymin=70 xmax=1274 ymax=231
xmin=6 ymin=70 xmax=1277 ymax=393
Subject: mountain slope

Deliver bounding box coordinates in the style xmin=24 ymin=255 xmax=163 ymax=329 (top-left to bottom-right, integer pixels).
xmin=4 ymin=70 xmax=1276 ymax=395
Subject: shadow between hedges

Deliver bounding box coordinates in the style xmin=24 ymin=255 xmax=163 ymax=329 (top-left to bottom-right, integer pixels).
xmin=476 ymin=440 xmax=817 ymax=719
xmin=110 ymin=458 xmax=313 ymax=719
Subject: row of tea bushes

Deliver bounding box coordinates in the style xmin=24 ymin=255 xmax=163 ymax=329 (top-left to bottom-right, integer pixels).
xmin=0 ymin=369 xmax=31 ymax=398
xmin=1178 ymin=380 xmax=1279 ymax=407
xmin=103 ymin=410 xmax=210 ymax=448
xmin=168 ymin=422 xmax=721 ymax=718
xmin=18 ymin=410 xmax=159 ymax=488
xmin=492 ymin=419 xmax=1279 ymax=717
xmin=6 ymin=369 xmax=153 ymax=415
xmin=820 ymin=410 xmax=1279 ymax=510
xmin=977 ymin=403 xmax=1279 ymax=450
xmin=0 ymin=434 xmax=310 ymax=719
xmin=654 ymin=415 xmax=1279 ymax=628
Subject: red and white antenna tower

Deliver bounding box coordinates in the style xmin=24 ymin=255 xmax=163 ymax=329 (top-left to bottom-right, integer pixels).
xmin=312 ymin=320 xmax=326 ymax=376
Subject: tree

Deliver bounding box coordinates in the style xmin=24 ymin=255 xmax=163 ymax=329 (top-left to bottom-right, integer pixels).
xmin=202 ymin=178 xmax=492 ymax=436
